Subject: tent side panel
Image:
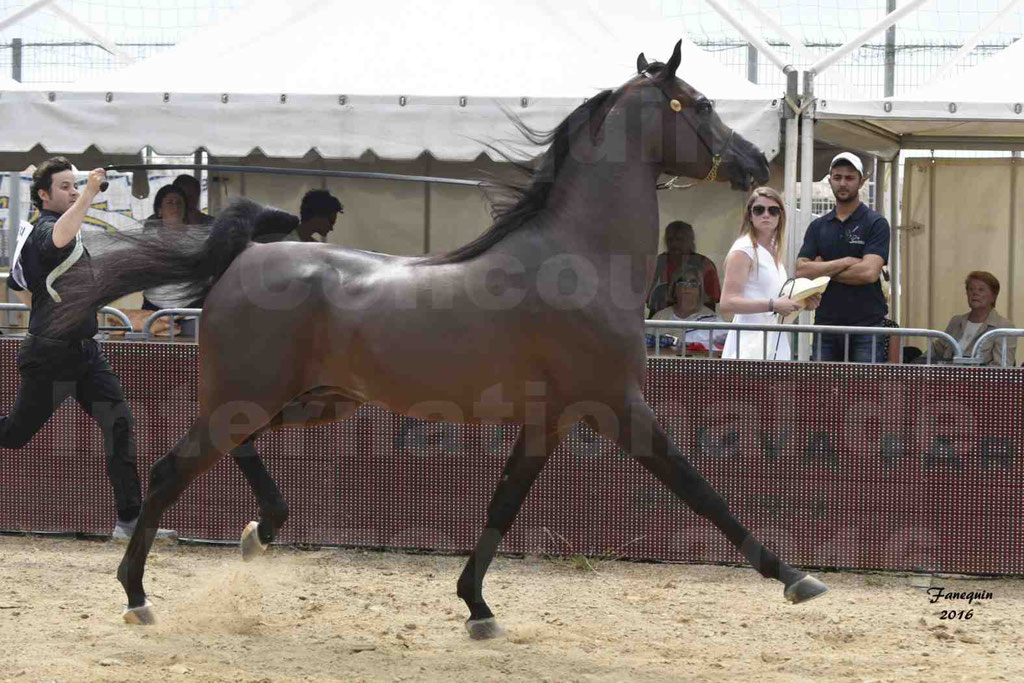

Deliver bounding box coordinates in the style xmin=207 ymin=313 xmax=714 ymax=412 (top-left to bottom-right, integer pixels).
xmin=902 ymin=158 xmax=1020 ymax=360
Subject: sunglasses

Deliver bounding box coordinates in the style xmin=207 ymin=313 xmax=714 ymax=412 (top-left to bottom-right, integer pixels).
xmin=674 ymin=279 xmax=700 ymax=288
xmin=751 ymin=205 xmax=781 ymax=217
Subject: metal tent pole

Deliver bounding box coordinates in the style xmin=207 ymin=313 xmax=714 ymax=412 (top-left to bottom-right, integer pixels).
xmin=797 ymin=72 xmax=816 ymax=362
xmin=783 ymin=69 xmax=800 ymax=266
xmin=6 ymin=171 xmax=22 ymax=327
xmin=104 ymin=163 xmax=483 ymax=188
xmin=809 ymin=0 xmax=927 ymax=76
xmin=890 ymin=158 xmax=901 ymax=325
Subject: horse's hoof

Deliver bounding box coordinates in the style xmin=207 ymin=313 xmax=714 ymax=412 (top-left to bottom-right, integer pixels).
xmin=465 ymin=617 xmax=505 ymax=640
xmin=785 ymin=574 xmax=829 ymax=604
xmin=122 ymin=600 xmax=156 ymax=625
xmin=240 ymin=521 xmax=267 ymax=562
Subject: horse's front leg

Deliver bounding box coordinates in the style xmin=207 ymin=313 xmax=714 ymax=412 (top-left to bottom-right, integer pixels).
xmin=605 ymin=400 xmax=828 ymax=604
xmin=233 ymin=439 xmax=289 ymax=560
xmin=457 ymin=422 xmax=557 ymax=639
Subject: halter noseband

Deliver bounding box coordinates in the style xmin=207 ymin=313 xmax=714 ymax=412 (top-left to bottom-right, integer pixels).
xmin=640 ymin=68 xmax=728 ymax=183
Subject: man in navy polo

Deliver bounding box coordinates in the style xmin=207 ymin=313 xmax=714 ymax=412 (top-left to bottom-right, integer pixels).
xmin=795 ymin=152 xmax=890 ymax=363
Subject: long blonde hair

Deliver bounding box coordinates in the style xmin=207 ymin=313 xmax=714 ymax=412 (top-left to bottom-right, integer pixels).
xmin=738 ymin=186 xmax=786 ymax=274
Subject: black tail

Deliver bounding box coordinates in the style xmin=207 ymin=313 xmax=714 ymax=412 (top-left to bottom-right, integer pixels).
xmin=48 ymin=198 xmax=298 ymax=336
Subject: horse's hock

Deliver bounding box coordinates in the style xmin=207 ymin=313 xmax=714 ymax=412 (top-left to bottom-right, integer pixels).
xmin=0 ymin=338 xmax=1019 ymax=577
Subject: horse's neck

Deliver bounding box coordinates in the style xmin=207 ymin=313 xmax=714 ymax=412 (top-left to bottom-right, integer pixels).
xmin=544 ymin=156 xmax=661 ymax=259
xmin=496 ymin=155 xmax=658 ymax=313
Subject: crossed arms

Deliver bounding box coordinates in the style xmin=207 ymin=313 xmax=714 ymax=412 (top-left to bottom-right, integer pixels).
xmin=795 ymin=253 xmax=884 ymax=285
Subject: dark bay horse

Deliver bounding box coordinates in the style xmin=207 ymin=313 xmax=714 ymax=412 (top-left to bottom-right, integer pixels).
xmin=51 ymin=41 xmax=828 ymax=636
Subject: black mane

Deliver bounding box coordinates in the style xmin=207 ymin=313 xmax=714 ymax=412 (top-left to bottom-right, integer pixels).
xmin=419 ymin=89 xmax=618 ymax=265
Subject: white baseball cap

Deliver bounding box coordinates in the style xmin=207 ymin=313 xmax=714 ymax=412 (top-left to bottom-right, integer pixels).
xmin=830 ymin=152 xmax=864 ymax=176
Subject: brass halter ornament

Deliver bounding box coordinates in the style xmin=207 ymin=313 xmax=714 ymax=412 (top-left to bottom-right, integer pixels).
xmin=641 ymin=69 xmax=724 ymax=185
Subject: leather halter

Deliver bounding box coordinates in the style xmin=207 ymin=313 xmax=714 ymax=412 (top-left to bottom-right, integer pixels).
xmin=640 ymin=68 xmax=729 ymax=183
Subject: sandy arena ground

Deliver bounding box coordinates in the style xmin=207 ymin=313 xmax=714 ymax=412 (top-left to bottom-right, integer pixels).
xmin=0 ymin=535 xmax=1022 ymax=682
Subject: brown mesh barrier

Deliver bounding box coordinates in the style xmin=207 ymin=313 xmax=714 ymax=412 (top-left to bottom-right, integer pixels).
xmin=0 ymin=340 xmax=1020 ymax=574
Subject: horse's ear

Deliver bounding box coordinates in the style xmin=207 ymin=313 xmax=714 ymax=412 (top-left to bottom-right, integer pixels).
xmin=664 ymin=40 xmax=682 ymax=79
xmin=636 ymin=52 xmax=649 ymax=74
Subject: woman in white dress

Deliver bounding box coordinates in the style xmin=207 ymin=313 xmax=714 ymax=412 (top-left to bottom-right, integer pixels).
xmin=720 ymin=187 xmax=820 ymax=360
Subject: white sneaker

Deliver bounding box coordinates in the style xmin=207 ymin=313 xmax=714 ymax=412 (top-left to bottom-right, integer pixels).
xmin=112 ymin=517 xmax=179 ymax=543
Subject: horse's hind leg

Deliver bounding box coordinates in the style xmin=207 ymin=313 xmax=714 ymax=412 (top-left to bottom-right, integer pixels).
xmin=606 ymin=402 xmax=827 ymax=605
xmin=233 ymin=439 xmax=288 ymax=560
xmin=457 ymin=423 xmax=557 ymax=639
xmin=233 ymin=391 xmax=361 ymax=560
xmin=117 ymin=421 xmax=227 ymax=624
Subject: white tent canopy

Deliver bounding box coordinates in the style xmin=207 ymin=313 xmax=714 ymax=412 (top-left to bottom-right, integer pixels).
xmin=816 ymin=37 xmax=1024 ymax=159
xmin=0 ymin=0 xmax=782 ymax=162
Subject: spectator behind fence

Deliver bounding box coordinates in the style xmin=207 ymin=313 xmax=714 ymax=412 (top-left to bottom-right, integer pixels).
xmin=252 ymin=189 xmax=343 ymax=243
xmin=795 ymin=152 xmax=890 ymax=363
xmin=141 ymin=184 xmax=204 ymax=336
xmin=1 ymin=156 xmax=175 ymax=541
xmin=650 ymin=267 xmax=726 ymax=354
xmin=172 ymin=173 xmax=214 ymax=225
xmin=645 ymin=220 xmax=721 ymax=316
xmin=931 ymin=271 xmax=1016 ymax=366
xmin=720 ymin=187 xmax=818 ymax=361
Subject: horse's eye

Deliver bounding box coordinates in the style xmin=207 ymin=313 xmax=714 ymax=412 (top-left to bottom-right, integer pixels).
xmin=698 ymin=99 xmax=713 ymax=114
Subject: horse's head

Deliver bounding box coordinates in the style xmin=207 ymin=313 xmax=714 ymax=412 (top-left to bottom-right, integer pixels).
xmin=635 ymin=41 xmax=770 ymax=191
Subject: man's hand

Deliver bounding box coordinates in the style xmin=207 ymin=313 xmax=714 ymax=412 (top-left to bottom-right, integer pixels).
xmin=84 ymin=168 xmax=106 ymax=197
xmin=53 ymin=168 xmax=106 ymax=248
xmin=832 ymin=254 xmax=885 ymax=285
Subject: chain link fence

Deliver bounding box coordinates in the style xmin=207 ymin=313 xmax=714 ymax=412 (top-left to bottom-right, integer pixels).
xmin=1 ymin=37 xmax=1016 ymax=92
xmin=696 ymin=39 xmax=1014 ymax=100
xmin=0 ymin=0 xmax=243 ymax=82
xmin=0 ymin=2 xmax=1018 ymax=89
xmin=1 ymin=40 xmax=175 ymax=82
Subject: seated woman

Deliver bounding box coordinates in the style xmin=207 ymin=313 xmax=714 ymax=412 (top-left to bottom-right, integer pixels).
xmin=650 ymin=268 xmax=726 ymax=355
xmin=142 ymin=184 xmax=204 ymax=336
xmin=931 ymin=271 xmax=1016 ymax=366
xmin=645 ymin=220 xmax=721 ymax=316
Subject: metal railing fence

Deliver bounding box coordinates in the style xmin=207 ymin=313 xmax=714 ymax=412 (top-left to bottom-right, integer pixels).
xmin=3 ymin=304 xmax=1016 ymax=369
xmin=968 ymin=328 xmax=1024 ymax=368
xmin=128 ymin=308 xmax=202 ymax=344
xmin=0 ymin=302 xmax=132 ymax=335
xmin=645 ymin=319 xmax=963 ymax=364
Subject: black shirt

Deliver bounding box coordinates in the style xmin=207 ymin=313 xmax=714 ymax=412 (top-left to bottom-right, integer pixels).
xmin=797 ymin=202 xmax=890 ymax=327
xmin=7 ymin=209 xmax=98 ymax=340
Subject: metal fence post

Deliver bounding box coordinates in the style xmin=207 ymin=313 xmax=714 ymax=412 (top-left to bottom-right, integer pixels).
xmin=6 ymin=172 xmax=22 ymax=328
xmin=11 ymin=38 xmax=22 ymax=82
xmin=884 ymin=0 xmax=896 ymax=97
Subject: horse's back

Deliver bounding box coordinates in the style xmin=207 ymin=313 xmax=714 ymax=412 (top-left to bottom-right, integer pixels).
xmin=205 ymin=242 xmax=408 ymax=309
xmin=195 ymin=240 xmax=645 ymax=418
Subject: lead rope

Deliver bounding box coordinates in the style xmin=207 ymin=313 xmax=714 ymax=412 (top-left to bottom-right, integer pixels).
xmin=45 ymin=232 xmax=85 ymax=302
xmin=773 ymin=277 xmax=798 ymax=360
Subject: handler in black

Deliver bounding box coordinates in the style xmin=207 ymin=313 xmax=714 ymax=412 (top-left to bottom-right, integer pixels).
xmin=2 ymin=156 xmax=174 ymax=540
xmin=795 ymin=152 xmax=890 ymax=363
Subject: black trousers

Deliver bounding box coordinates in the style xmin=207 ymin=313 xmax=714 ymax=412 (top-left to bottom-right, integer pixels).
xmin=0 ymin=334 xmax=141 ymax=521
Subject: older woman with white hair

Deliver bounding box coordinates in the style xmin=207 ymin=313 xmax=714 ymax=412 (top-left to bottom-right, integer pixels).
xmin=931 ymin=271 xmax=1016 ymax=366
